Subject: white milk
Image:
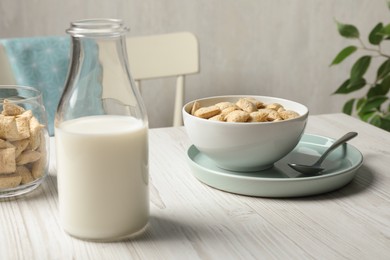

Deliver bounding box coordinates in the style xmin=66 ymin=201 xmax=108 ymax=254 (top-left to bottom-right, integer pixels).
xmin=55 ymin=115 xmax=149 ymax=241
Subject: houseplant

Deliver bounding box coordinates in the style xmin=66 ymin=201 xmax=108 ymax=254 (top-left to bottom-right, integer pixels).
xmin=331 ymin=1 xmax=390 ymax=131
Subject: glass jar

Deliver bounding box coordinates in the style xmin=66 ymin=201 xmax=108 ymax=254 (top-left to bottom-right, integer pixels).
xmin=55 ymin=19 xmax=149 ymax=241
xmin=0 ymin=85 xmax=49 ymax=198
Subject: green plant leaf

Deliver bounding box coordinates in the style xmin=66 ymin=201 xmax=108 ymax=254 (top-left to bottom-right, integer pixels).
xmin=370 ymin=114 xmax=382 ymax=127
xmin=378 ymin=117 xmax=390 ymax=131
xmin=333 ymin=78 xmax=367 ymax=94
xmin=367 ymin=74 xmax=390 ymax=98
xmin=378 ymin=23 xmax=390 ymax=36
xmin=333 ymin=79 xmax=350 ymax=94
xmin=342 ymin=99 xmax=355 ymax=115
xmin=356 ymin=97 xmax=366 ymax=111
xmin=336 ymin=21 xmax=360 ymax=38
xmin=330 ymin=46 xmax=357 ymax=66
xmin=369 ymin=115 xmax=390 ymax=131
xmin=380 ymin=74 xmax=390 ymax=93
xmin=360 ymin=96 xmax=388 ymax=113
xmin=369 ymin=23 xmax=384 ymax=45
xmin=358 ymin=110 xmax=376 ymax=122
xmin=350 ymin=56 xmax=371 ymax=81
xmin=376 ymin=59 xmax=390 ymax=80
xmin=367 ymin=82 xmax=390 ymax=98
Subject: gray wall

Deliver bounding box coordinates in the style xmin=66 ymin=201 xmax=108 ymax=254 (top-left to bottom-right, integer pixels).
xmin=0 ymin=0 xmax=388 ymax=127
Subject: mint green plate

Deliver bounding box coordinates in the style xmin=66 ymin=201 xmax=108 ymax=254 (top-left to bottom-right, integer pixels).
xmin=186 ymin=133 xmax=363 ymax=197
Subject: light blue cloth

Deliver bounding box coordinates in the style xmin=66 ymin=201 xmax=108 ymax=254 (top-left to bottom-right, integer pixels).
xmin=1 ymin=36 xmax=104 ymax=136
xmin=0 ymin=36 xmax=70 ymax=135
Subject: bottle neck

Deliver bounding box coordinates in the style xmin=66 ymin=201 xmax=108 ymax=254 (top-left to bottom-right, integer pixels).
xmin=66 ymin=19 xmax=129 ymax=38
xmin=66 ymin=19 xmax=130 ymax=89
xmin=58 ymin=18 xmax=147 ymax=125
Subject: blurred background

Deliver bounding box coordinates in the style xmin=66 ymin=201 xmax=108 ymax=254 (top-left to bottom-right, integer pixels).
xmin=0 ymin=0 xmax=388 ymax=128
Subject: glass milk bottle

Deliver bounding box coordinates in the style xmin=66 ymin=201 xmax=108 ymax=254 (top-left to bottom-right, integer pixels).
xmin=55 ymin=19 xmax=149 ymax=241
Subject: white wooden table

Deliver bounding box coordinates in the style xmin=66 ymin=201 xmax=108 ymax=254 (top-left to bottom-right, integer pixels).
xmin=1 ymin=113 xmax=389 ymax=259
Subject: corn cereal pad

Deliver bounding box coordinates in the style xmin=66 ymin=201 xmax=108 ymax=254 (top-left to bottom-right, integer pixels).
xmin=191 ymin=97 xmax=300 ymax=123
xmin=0 ymin=100 xmax=46 ymax=189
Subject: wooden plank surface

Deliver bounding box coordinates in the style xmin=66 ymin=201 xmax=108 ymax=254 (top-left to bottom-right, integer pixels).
xmin=0 ymin=113 xmax=389 ymax=259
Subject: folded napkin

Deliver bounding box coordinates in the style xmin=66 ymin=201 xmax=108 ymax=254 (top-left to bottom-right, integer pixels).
xmin=1 ymin=36 xmax=104 ymax=135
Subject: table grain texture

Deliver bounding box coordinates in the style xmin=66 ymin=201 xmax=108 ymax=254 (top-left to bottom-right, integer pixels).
xmin=1 ymin=113 xmax=389 ymax=260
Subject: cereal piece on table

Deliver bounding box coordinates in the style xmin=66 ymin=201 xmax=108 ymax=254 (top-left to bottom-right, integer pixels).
xmin=279 ymin=110 xmax=300 ymax=120
xmin=0 ymin=173 xmax=22 ymax=189
xmin=245 ymin=97 xmax=264 ymax=109
xmin=266 ymin=103 xmax=283 ymax=111
xmin=16 ymin=150 xmax=41 ymax=165
xmin=249 ymin=111 xmax=268 ymax=122
xmin=209 ymin=114 xmax=225 ymax=121
xmin=11 ymin=139 xmax=29 ymax=158
xmin=194 ymin=106 xmax=221 ymax=119
xmin=215 ymin=102 xmax=238 ymax=111
xmin=0 ymin=147 xmax=16 ymax=174
xmin=191 ymin=101 xmax=201 ymax=115
xmin=236 ymin=98 xmax=257 ymax=113
xmin=225 ymin=110 xmax=250 ymax=122
xmin=1 ymin=100 xmax=25 ymax=116
xmin=28 ymin=116 xmax=44 ymax=150
xmin=16 ymin=165 xmax=34 ymax=185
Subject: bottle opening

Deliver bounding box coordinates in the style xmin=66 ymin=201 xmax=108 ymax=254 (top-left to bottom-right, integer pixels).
xmin=66 ymin=18 xmax=129 ymax=37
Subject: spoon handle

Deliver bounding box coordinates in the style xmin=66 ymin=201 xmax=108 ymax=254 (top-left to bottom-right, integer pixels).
xmin=316 ymin=132 xmax=358 ymax=165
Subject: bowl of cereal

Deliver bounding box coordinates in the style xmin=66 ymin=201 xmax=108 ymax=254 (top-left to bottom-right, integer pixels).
xmin=182 ymin=95 xmax=308 ymax=172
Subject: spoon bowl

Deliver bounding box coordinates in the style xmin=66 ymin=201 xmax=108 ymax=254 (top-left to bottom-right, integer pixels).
xmin=288 ymin=132 xmax=358 ymax=175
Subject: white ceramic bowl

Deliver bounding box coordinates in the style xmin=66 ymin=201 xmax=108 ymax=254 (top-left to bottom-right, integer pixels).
xmin=182 ymin=95 xmax=309 ymax=172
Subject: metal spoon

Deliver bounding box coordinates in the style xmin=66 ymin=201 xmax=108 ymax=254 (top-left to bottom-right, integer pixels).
xmin=288 ymin=132 xmax=358 ymax=175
